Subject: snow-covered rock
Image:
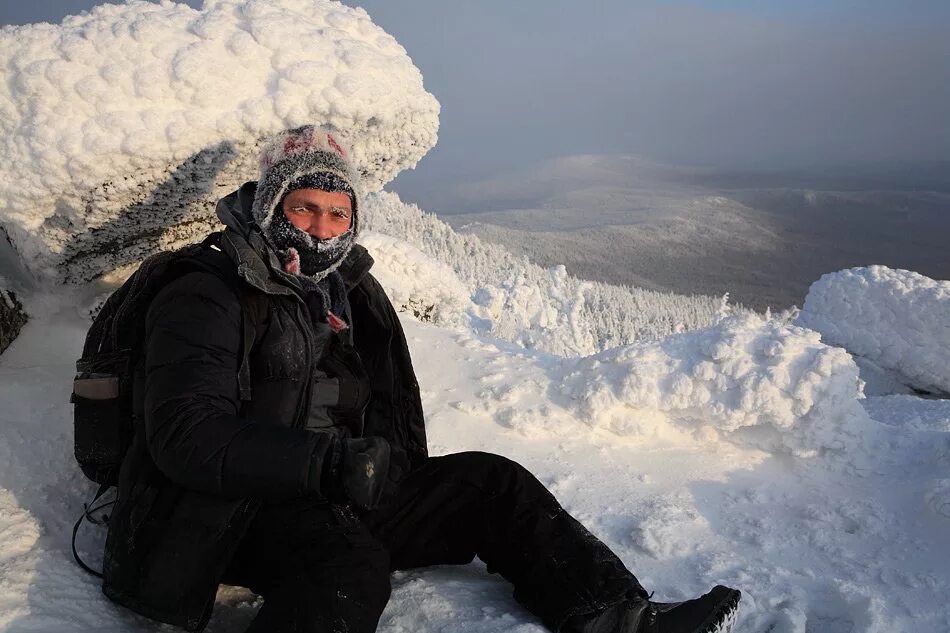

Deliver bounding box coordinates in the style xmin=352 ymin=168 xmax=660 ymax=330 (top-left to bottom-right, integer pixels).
xmin=797 ymin=266 xmax=950 ymax=395
xmin=0 ymin=0 xmax=439 ymax=282
xmin=0 ymin=281 xmax=28 ymax=355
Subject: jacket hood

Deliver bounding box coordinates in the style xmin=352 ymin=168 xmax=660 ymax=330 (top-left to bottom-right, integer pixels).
xmin=215 ymin=182 xmax=375 ymax=293
xmin=215 ymin=181 xmax=258 ymax=238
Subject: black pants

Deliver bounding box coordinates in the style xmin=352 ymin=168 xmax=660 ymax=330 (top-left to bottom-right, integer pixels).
xmin=222 ymin=452 xmax=647 ymax=633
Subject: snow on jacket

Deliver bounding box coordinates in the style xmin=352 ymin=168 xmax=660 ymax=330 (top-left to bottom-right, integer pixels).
xmin=101 ymin=181 xmax=428 ymax=631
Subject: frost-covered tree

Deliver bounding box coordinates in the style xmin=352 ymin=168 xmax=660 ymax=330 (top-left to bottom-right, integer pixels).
xmin=362 ymin=192 xmax=751 ymax=355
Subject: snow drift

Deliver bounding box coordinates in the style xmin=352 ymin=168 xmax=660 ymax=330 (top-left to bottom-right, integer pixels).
xmin=0 ymin=0 xmax=439 ymax=282
xmin=458 ymin=309 xmax=870 ymax=459
xmin=559 ymin=313 xmax=868 ymax=457
xmin=797 ymin=266 xmax=950 ymax=394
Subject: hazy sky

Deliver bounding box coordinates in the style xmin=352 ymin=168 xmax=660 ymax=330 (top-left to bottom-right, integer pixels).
xmin=3 ymin=1 xmax=949 ymax=198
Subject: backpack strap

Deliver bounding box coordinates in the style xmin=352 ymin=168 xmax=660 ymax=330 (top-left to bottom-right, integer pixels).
xmin=236 ymin=289 xmax=268 ymax=401
xmin=184 ymin=233 xmax=269 ymax=401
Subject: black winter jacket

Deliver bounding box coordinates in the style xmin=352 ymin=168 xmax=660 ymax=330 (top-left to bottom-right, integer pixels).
xmin=101 ymin=182 xmax=428 ymax=631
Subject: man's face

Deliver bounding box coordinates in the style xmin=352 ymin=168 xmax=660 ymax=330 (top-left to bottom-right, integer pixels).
xmin=281 ymin=188 xmax=353 ymax=239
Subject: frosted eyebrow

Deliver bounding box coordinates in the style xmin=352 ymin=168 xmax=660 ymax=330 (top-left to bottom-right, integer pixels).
xmin=296 ymin=202 xmax=351 ymax=212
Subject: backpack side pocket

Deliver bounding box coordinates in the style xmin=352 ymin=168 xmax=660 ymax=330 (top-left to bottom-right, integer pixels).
xmin=73 ymin=350 xmax=132 ymax=485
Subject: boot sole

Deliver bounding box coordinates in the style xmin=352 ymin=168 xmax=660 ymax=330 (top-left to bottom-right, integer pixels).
xmin=696 ymin=587 xmax=741 ymax=633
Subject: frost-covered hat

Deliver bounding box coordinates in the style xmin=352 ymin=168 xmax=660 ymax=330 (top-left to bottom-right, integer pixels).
xmin=251 ymin=125 xmax=362 ymax=236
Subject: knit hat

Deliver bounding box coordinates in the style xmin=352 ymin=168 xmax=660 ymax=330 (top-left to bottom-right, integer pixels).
xmin=251 ymin=125 xmax=362 ymax=238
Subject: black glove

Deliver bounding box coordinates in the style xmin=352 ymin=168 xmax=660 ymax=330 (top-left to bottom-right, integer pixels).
xmin=387 ymin=444 xmax=410 ymax=485
xmin=334 ymin=437 xmax=391 ymax=511
xmin=377 ymin=444 xmax=410 ymax=507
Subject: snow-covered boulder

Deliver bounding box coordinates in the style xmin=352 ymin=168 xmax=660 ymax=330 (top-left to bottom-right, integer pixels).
xmin=0 ymin=282 xmax=28 ymax=355
xmin=797 ymin=266 xmax=950 ymax=394
xmin=0 ymin=0 xmax=439 ymax=283
xmin=560 ymin=313 xmax=868 ymax=457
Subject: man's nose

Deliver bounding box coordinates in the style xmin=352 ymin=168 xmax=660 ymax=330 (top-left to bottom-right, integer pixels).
xmin=306 ymin=215 xmax=337 ymax=239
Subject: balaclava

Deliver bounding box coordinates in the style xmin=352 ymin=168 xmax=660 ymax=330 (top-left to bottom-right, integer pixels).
xmin=251 ymin=125 xmax=362 ymax=283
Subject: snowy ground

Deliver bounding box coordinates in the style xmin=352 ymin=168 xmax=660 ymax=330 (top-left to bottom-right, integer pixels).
xmin=1 ymin=289 xmax=948 ymax=633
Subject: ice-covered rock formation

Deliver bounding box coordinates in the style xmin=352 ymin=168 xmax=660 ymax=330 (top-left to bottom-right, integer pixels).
xmin=0 ymin=282 xmax=28 ymax=355
xmin=0 ymin=0 xmax=439 ymax=283
xmin=797 ymin=266 xmax=950 ymax=395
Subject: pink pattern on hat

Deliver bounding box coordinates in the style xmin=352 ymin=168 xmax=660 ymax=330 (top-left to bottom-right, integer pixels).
xmin=260 ymin=127 xmax=347 ymax=173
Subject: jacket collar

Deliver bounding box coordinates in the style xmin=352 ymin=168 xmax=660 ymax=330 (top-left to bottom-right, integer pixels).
xmin=337 ymin=243 xmax=375 ymax=291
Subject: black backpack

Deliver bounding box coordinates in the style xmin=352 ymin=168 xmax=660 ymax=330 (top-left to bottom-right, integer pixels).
xmin=70 ymin=231 xmax=268 ymax=577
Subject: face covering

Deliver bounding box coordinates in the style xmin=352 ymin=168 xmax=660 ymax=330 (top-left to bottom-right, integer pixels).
xmin=266 ymin=206 xmax=355 ymax=280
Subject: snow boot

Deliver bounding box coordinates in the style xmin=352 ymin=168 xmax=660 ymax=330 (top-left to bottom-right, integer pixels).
xmin=561 ymin=585 xmax=741 ymax=633
xmin=643 ymin=585 xmax=741 ymax=633
xmin=561 ymin=597 xmax=652 ymax=633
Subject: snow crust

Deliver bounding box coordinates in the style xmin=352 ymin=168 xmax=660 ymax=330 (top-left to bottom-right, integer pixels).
xmin=864 ymin=394 xmax=950 ymax=432
xmin=850 ymin=355 xmax=914 ymax=397
xmin=797 ymin=266 xmax=950 ymax=394
xmin=0 ymin=0 xmax=439 ymax=281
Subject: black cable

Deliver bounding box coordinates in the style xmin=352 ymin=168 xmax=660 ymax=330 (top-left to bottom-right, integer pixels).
xmin=71 ymin=482 xmax=113 ymax=578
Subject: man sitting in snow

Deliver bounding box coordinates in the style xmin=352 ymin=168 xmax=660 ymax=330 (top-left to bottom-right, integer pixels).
xmin=101 ymin=125 xmax=741 ymax=633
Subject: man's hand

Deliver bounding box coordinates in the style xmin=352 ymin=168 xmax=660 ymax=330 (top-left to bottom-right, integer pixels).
xmin=378 ymin=444 xmax=410 ymax=507
xmin=335 ymin=437 xmax=391 ymax=511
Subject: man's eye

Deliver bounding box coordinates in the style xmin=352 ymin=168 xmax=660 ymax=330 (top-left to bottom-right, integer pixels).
xmin=331 ymin=208 xmax=351 ymax=219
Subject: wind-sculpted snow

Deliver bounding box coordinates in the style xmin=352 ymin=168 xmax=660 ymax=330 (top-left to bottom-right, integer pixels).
xmin=797 ymin=266 xmax=950 ymax=394
xmin=559 ymin=313 xmax=869 ymax=457
xmin=363 ymin=191 xmax=743 ymax=354
xmin=0 ymin=0 xmax=439 ymax=282
xmin=358 ymin=232 xmax=470 ymax=326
